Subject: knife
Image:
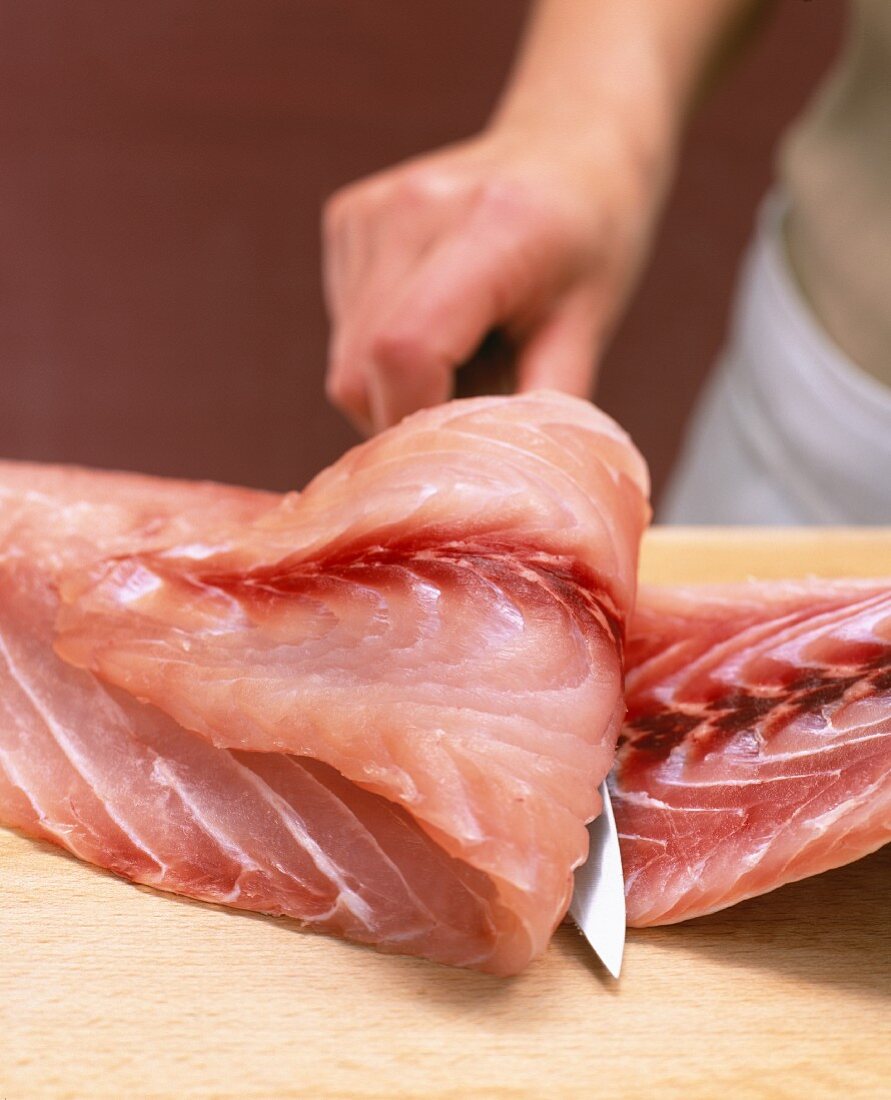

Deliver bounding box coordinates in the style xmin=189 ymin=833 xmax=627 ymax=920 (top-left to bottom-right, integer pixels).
xmin=453 ymin=331 xmax=515 ymax=399
xmin=452 ymin=344 xmax=626 ymax=975
xmin=569 ymin=780 xmax=626 ymax=979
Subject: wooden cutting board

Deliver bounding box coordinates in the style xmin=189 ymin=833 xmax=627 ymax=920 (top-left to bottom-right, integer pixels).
xmin=2 ymin=528 xmax=889 ymax=1099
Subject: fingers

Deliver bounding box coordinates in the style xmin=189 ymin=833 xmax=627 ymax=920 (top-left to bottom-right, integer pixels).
xmin=323 ymin=176 xmax=453 ymax=433
xmin=515 ymin=284 xmax=606 ymax=398
xmin=352 ymin=193 xmax=575 ymax=432
xmin=322 ymin=155 xmax=617 ymax=433
xmin=320 ymin=119 xmax=668 ymax=433
xmin=325 ymin=329 xmax=374 ymax=436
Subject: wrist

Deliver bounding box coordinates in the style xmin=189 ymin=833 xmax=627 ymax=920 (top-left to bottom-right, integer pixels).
xmin=483 ymin=98 xmax=677 ymax=220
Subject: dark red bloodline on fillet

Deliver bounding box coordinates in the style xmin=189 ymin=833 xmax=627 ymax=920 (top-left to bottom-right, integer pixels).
xmin=873 ymin=668 xmax=891 ymax=693
xmin=620 ymin=649 xmax=891 ymax=764
xmin=196 ymin=538 xmax=625 ymax=649
xmin=620 ymin=711 xmax=701 ymax=757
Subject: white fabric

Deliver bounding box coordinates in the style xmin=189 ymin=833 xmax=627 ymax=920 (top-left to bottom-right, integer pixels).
xmin=659 ymin=196 xmax=891 ymax=526
xmin=779 ymin=0 xmax=891 ymax=388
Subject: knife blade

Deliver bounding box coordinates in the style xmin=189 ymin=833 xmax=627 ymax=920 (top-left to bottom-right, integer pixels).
xmin=569 ymin=780 xmax=626 ymax=979
xmin=452 ymin=343 xmax=626 ymax=974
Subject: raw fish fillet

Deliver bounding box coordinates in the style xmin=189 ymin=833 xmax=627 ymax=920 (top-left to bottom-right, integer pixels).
xmin=613 ymin=580 xmax=891 ymax=926
xmin=1 ymin=393 xmax=649 ymax=974
xmin=0 ymin=471 xmax=501 ymax=964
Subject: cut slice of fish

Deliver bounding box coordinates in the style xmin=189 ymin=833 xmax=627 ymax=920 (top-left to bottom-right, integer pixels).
xmin=2 ymin=392 xmax=650 ymax=974
xmin=613 ymin=579 xmax=891 ymax=926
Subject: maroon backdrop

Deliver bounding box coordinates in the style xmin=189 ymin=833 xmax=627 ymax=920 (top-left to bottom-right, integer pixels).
xmin=1 ymin=1 xmax=844 ymax=500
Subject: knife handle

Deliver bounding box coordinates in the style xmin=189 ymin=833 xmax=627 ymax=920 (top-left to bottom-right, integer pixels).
xmin=453 ymin=330 xmax=516 ymax=400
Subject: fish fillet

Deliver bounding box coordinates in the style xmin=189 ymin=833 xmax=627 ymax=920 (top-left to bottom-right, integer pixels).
xmin=1 ymin=392 xmax=649 ymax=974
xmin=613 ymin=580 xmax=891 ymax=925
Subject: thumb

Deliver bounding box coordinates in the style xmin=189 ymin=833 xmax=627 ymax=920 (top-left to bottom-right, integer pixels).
xmin=515 ymin=284 xmax=605 ymax=398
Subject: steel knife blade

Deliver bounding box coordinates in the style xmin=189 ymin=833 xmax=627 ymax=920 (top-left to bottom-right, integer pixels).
xmin=569 ymin=780 xmax=626 ymax=979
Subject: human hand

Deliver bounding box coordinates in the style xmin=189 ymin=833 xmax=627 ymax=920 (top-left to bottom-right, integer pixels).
xmin=322 ymin=124 xmax=666 ymax=434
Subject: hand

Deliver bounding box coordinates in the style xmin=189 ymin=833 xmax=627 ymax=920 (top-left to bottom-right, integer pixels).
xmin=322 ymin=124 xmax=666 ymax=434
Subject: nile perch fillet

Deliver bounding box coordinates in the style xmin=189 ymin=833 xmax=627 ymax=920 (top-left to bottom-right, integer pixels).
xmin=3 ymin=393 xmax=887 ymax=969
xmin=1 ymin=392 xmax=649 ymax=975
xmin=615 ymin=581 xmax=891 ymax=925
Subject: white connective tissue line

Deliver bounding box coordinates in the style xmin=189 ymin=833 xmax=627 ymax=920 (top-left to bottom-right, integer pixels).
xmin=569 ymin=780 xmax=626 ymax=979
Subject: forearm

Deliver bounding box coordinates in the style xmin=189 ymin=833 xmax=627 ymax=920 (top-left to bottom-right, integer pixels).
xmin=491 ymin=0 xmax=767 ymax=177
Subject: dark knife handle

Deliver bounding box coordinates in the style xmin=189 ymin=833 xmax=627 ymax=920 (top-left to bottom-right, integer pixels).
xmin=453 ymin=330 xmax=516 ymax=400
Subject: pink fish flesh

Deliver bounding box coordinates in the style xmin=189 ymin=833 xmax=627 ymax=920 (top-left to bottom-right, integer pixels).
xmin=0 ymin=392 xmax=649 ymax=974
xmin=614 ymin=580 xmax=891 ymax=925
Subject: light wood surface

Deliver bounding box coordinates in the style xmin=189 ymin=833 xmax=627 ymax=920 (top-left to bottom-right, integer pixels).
xmin=2 ymin=528 xmax=889 ymax=1099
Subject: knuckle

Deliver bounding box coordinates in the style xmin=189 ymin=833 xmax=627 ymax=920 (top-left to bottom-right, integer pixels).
xmin=393 ymin=173 xmax=429 ymax=208
xmin=325 ymin=365 xmax=359 ymax=409
xmin=325 ymin=172 xmax=426 ymax=240
xmin=370 ymin=328 xmax=432 ymax=374
xmin=323 ymin=180 xmax=374 ymax=237
xmin=476 ymin=178 xmax=561 ymax=241
xmin=477 ymin=178 xmax=527 ymax=220
xmin=322 ymin=190 xmax=350 ymax=241
xmin=392 ymin=166 xmax=452 ymax=210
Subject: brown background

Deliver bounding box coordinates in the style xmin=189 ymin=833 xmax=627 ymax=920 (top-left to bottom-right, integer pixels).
xmin=1 ymin=1 xmax=844 ymax=502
